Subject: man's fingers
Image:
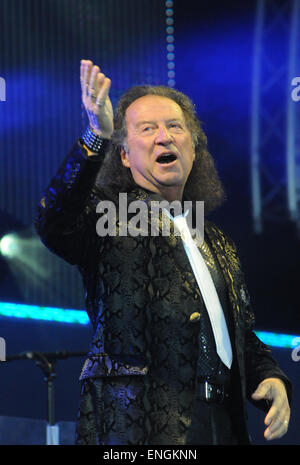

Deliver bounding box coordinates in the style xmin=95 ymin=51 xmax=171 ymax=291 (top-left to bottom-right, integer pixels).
xmin=96 ymin=75 xmax=111 ymax=106
xmin=79 ymin=59 xmax=114 ymax=137
xmin=265 ymin=416 xmax=289 ymax=440
xmin=252 ymin=379 xmax=290 ymax=442
xmin=264 ymin=395 xmax=290 ymax=440
xmin=80 ymin=62 xmax=86 ymax=95
xmin=264 ymin=403 xmax=280 ymax=428
xmin=80 ymin=60 xmax=95 ymax=96
xmin=88 ymin=65 xmax=100 ymax=98
xmin=80 ymin=61 xmax=110 ymax=108
xmin=251 ymin=383 xmax=271 ymax=401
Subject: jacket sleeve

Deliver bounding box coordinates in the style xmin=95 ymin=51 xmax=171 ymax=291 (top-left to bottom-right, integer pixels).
xmin=34 ymin=139 xmax=106 ymax=266
xmin=242 ymin=274 xmax=293 ymax=410
xmin=216 ymin=228 xmax=293 ymax=411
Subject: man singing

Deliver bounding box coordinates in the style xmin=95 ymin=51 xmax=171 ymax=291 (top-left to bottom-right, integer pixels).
xmin=35 ymin=60 xmax=292 ymax=445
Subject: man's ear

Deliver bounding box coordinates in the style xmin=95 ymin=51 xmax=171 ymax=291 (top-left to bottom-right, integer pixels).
xmin=120 ymin=146 xmax=130 ymax=168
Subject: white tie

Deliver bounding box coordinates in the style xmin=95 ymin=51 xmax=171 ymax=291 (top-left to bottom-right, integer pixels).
xmin=164 ymin=209 xmax=232 ymax=369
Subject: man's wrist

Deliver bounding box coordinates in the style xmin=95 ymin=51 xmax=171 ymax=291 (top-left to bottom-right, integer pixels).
xmin=89 ymin=126 xmax=112 ymax=139
xmin=80 ymin=126 xmax=111 ymax=155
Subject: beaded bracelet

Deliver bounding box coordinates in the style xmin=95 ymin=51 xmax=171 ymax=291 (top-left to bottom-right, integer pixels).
xmin=81 ymin=126 xmax=109 ymax=153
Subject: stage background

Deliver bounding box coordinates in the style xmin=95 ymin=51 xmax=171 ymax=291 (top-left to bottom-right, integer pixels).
xmin=0 ymin=0 xmax=299 ymax=445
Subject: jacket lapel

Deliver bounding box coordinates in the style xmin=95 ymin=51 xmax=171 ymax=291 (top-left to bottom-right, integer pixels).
xmin=204 ymin=222 xmax=242 ymax=331
xmin=127 ymin=187 xmax=182 ymax=246
xmin=127 ymin=188 xmax=242 ymax=331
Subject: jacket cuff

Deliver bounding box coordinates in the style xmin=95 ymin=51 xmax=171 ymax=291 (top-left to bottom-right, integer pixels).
xmin=78 ymin=138 xmax=110 ymax=162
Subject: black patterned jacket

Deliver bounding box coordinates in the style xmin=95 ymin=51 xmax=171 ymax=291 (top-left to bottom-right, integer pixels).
xmin=35 ymin=140 xmax=292 ymax=444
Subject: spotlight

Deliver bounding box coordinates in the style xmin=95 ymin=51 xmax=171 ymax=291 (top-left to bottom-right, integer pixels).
xmin=0 ymin=233 xmax=20 ymax=258
xmin=0 ymin=225 xmax=73 ymax=304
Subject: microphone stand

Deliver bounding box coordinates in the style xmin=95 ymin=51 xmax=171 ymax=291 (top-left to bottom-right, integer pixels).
xmin=6 ymin=350 xmax=86 ymax=445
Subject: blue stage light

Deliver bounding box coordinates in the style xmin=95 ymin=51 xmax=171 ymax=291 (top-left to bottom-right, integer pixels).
xmin=0 ymin=302 xmax=299 ymax=351
xmin=0 ymin=302 xmax=89 ymax=325
xmin=255 ymin=331 xmax=300 ymax=350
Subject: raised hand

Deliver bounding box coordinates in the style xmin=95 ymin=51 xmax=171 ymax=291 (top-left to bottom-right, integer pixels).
xmin=80 ymin=60 xmax=114 ymax=139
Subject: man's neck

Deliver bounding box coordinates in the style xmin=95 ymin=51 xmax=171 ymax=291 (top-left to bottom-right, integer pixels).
xmin=136 ymin=184 xmax=183 ymax=203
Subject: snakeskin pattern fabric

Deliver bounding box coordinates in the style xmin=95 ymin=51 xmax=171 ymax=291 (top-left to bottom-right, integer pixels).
xmin=75 ymin=376 xmax=239 ymax=445
xmin=35 ymin=140 xmax=292 ymax=445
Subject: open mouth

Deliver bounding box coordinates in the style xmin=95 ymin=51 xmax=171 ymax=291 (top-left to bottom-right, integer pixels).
xmin=156 ymin=153 xmax=177 ymax=164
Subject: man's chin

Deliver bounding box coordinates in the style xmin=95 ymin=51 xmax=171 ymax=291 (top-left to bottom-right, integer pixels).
xmin=153 ymin=171 xmax=186 ymax=185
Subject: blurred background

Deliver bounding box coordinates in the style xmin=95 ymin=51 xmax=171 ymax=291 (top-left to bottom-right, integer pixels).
xmin=0 ymin=0 xmax=299 ymax=445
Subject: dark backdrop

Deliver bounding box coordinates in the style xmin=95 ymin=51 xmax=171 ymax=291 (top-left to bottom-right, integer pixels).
xmin=175 ymin=0 xmax=300 ymax=335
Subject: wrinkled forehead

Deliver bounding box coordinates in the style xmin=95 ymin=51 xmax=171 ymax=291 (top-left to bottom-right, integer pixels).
xmin=125 ymin=94 xmax=186 ymax=127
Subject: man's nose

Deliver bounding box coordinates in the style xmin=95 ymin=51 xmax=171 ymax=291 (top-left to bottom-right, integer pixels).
xmin=155 ymin=125 xmax=173 ymax=144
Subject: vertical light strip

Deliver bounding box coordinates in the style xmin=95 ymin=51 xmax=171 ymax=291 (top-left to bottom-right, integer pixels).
xmin=166 ymin=0 xmax=175 ymax=87
xmin=251 ymin=0 xmax=264 ymax=234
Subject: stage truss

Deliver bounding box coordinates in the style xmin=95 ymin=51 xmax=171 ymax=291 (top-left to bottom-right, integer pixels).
xmin=251 ymin=0 xmax=300 ymax=234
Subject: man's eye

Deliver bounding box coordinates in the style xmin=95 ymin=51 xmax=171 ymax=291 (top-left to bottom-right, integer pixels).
xmin=170 ymin=123 xmax=182 ymax=129
xmin=142 ymin=126 xmax=154 ymax=132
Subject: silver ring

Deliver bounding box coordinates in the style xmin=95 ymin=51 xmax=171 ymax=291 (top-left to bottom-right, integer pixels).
xmin=96 ymin=100 xmax=104 ymax=107
xmin=88 ymin=88 xmax=96 ymax=97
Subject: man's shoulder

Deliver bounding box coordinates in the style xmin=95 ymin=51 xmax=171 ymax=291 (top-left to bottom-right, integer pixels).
xmin=204 ymin=219 xmax=237 ymax=251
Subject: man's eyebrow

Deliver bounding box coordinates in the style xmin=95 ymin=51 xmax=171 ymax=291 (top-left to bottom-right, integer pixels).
xmin=135 ymin=118 xmax=185 ymax=127
xmin=136 ymin=120 xmax=155 ymax=127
